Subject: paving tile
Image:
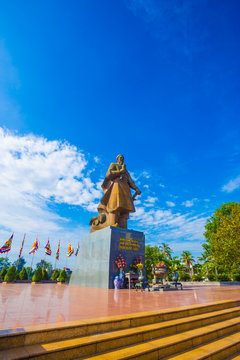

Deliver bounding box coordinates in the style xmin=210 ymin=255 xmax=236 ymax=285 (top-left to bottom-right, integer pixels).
xmin=1 ymin=284 xmax=240 ymax=330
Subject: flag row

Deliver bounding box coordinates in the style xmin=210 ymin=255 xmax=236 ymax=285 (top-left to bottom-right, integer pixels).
xmin=0 ymin=233 xmax=80 ymax=259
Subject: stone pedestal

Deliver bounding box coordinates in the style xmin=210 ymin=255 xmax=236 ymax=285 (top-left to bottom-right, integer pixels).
xmin=70 ymin=226 xmax=145 ymax=289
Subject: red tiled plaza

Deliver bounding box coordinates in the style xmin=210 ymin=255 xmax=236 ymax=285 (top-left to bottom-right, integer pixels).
xmin=1 ymin=283 xmax=240 ymax=330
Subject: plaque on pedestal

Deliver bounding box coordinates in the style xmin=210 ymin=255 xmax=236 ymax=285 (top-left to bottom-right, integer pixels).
xmin=70 ymin=226 xmax=145 ymax=289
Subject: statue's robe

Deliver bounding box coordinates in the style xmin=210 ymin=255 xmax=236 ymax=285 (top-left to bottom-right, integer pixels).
xmin=98 ymin=163 xmax=137 ymax=214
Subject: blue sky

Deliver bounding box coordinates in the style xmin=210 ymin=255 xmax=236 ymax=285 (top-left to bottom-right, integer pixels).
xmin=0 ymin=0 xmax=240 ymax=268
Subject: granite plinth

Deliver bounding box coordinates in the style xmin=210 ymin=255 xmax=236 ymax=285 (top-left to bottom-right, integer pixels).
xmin=70 ymin=226 xmax=145 ymax=289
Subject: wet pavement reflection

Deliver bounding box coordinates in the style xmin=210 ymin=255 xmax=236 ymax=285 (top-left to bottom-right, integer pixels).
xmin=0 ymin=283 xmax=240 ymax=330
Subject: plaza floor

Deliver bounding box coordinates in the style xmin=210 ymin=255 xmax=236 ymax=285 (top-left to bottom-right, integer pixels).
xmin=1 ymin=283 xmax=240 ymax=330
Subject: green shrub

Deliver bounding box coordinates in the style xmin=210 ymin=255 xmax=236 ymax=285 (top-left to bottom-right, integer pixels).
xmin=19 ymin=267 xmax=28 ymax=280
xmin=207 ymin=274 xmax=216 ymax=281
xmin=192 ymin=274 xmax=203 ymax=281
xmin=178 ymin=271 xmax=191 ymax=281
xmin=232 ymin=274 xmax=240 ymax=281
xmin=42 ymin=269 xmax=49 ymax=280
xmin=51 ymin=269 xmax=60 ymax=281
xmin=32 ymin=267 xmax=42 ymax=282
xmin=59 ymin=269 xmax=67 ymax=283
xmin=216 ymin=273 xmax=230 ymax=282
xmin=4 ymin=266 xmax=17 ymax=283
xmin=0 ymin=267 xmax=7 ymax=280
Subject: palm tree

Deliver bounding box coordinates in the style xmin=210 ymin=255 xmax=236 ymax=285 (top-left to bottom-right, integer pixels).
xmin=169 ymin=256 xmax=183 ymax=272
xmin=180 ymin=251 xmax=195 ymax=277
xmin=198 ymin=248 xmax=218 ymax=276
xmin=159 ymin=243 xmax=172 ymax=260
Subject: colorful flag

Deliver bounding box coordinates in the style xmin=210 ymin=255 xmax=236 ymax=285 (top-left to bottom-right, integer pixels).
xmin=29 ymin=237 xmax=39 ymax=254
xmin=45 ymin=239 xmax=52 ymax=256
xmin=18 ymin=234 xmax=26 ymax=258
xmin=75 ymin=242 xmax=80 ymax=256
xmin=56 ymin=240 xmax=60 ymax=260
xmin=67 ymin=242 xmax=74 ymax=257
xmin=0 ymin=233 xmax=14 ymax=253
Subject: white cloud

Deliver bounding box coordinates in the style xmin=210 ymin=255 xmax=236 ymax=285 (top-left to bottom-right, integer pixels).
xmin=0 ymin=128 xmax=102 ymax=263
xmin=144 ymin=196 xmax=158 ymax=207
xmin=222 ymin=175 xmax=240 ymax=193
xmin=94 ymin=156 xmax=100 ymax=163
xmin=159 ymin=183 xmax=165 ymax=188
xmin=141 ymin=171 xmax=150 ymax=179
xmin=131 ymin=205 xmax=207 ymax=242
xmin=129 ymin=171 xmax=137 ymax=181
xmin=166 ymin=201 xmax=175 ymax=207
xmin=0 ymin=128 xmax=101 ymax=208
xmin=182 ymin=198 xmax=198 ymax=208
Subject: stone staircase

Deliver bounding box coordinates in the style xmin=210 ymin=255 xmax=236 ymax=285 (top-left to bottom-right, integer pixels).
xmin=1 ymin=300 xmax=240 ymax=359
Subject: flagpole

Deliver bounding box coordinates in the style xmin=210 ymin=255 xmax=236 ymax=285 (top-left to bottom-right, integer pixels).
xmin=55 ymin=240 xmax=60 ymax=270
xmin=28 ymin=252 xmax=35 ymax=280
xmin=16 ymin=256 xmax=20 ymax=272
xmin=42 ymin=253 xmax=46 ymax=272
xmin=4 ymin=252 xmax=7 ymax=268
xmin=16 ymin=233 xmax=26 ymax=272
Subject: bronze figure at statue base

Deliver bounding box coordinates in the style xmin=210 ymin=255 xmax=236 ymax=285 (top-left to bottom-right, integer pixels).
xmin=90 ymin=154 xmax=141 ymax=232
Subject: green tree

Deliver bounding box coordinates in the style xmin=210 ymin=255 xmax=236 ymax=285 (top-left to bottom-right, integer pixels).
xmin=0 ymin=257 xmax=11 ymax=272
xmin=32 ymin=267 xmax=42 ymax=282
xmin=168 ymin=256 xmax=182 ymax=272
xmin=0 ymin=267 xmax=7 ymax=280
xmin=42 ymin=269 xmax=49 ymax=280
xmin=159 ymin=243 xmax=172 ymax=259
xmin=13 ymin=257 xmax=26 ymax=272
xmin=210 ymin=203 xmax=240 ymax=272
xmin=180 ymin=251 xmax=195 ymax=277
xmin=145 ymin=245 xmax=163 ymax=281
xmin=4 ymin=266 xmax=17 ymax=282
xmin=26 ymin=267 xmax=34 ymax=280
xmin=202 ymin=202 xmax=240 ymax=273
xmin=19 ymin=267 xmax=28 ymax=280
xmin=178 ymin=271 xmax=191 ymax=281
xmin=193 ymin=262 xmax=202 ymax=275
xmin=204 ymin=202 xmax=238 ymax=244
xmin=51 ymin=269 xmax=60 ymax=281
xmin=36 ymin=260 xmax=53 ymax=272
xmin=198 ymin=242 xmax=211 ymax=275
xmin=59 ymin=269 xmax=67 ymax=283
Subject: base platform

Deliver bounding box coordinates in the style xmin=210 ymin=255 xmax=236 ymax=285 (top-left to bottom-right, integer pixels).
xmin=70 ymin=226 xmax=145 ymax=289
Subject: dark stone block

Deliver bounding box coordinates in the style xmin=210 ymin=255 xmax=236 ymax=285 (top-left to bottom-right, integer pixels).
xmin=70 ymin=226 xmax=145 ymax=289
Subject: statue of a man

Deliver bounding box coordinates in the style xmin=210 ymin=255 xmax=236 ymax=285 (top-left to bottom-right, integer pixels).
xmin=90 ymin=155 xmax=141 ymax=232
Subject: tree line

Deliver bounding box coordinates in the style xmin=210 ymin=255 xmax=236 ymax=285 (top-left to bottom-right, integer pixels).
xmin=146 ymin=202 xmax=240 ymax=282
xmin=0 ymin=258 xmax=68 ymax=283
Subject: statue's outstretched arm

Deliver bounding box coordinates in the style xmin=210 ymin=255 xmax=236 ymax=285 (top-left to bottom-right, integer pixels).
xmin=128 ymin=174 xmax=141 ymax=195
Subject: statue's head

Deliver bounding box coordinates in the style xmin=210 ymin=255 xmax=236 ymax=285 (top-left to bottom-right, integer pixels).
xmin=116 ymin=154 xmax=124 ymax=165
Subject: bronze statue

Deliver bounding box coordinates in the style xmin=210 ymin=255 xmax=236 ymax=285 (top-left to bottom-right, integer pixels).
xmin=90 ymin=155 xmax=141 ymax=232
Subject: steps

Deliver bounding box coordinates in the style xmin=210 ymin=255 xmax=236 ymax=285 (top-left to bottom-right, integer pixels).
xmin=0 ymin=299 xmax=240 ymax=360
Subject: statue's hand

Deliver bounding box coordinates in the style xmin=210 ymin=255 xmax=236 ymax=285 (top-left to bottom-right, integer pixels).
xmin=132 ymin=189 xmax=141 ymax=201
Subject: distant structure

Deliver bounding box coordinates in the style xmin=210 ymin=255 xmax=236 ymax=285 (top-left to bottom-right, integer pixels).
xmin=90 ymin=154 xmax=141 ymax=232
